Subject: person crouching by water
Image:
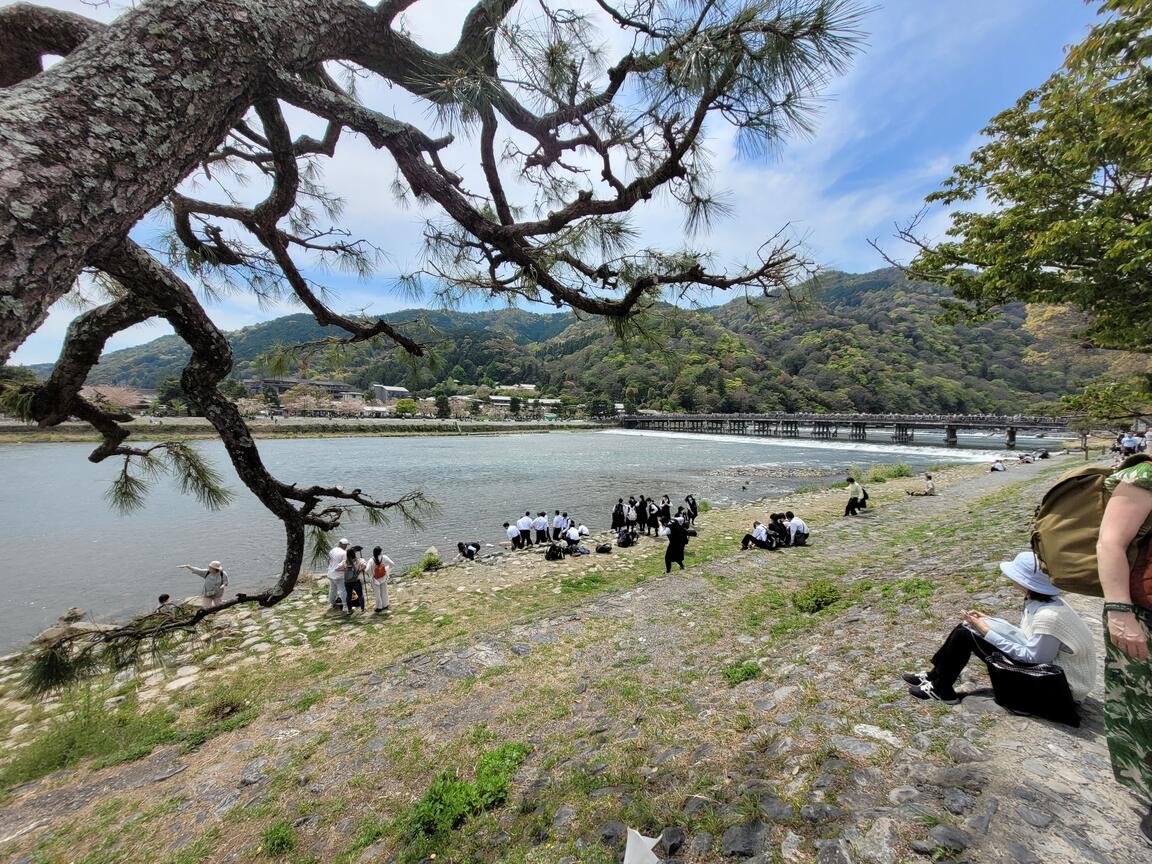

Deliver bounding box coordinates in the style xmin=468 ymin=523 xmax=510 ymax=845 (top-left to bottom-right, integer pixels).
xmin=504 ymin=522 xmax=522 ymax=550
xmin=179 ymin=560 xmax=228 ymax=609
xmin=369 ymin=546 xmax=395 ymax=614
xmin=903 ymin=551 xmax=1095 ymax=706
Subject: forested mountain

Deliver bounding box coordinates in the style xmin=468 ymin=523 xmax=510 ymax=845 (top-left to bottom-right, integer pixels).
xmin=27 ymin=269 xmax=1141 ymax=414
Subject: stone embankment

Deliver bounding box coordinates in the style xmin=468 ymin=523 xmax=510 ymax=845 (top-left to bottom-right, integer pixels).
xmin=0 ymin=459 xmax=1145 ymax=864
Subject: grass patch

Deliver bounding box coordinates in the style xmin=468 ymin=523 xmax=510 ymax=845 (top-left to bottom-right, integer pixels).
xmin=722 ymin=661 xmax=761 ymax=686
xmin=394 ymin=743 xmax=531 ymax=863
xmin=261 ymin=819 xmax=296 ymax=856
xmin=0 ymin=699 xmax=178 ymax=787
xmin=792 ymin=580 xmax=841 ymax=614
xmin=291 ymin=691 xmax=325 ymax=713
xmin=560 ymin=573 xmax=608 ymax=593
xmin=417 ymin=553 xmax=443 ymax=572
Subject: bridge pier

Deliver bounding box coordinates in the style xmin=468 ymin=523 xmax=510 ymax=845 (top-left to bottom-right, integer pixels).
xmin=892 ymin=424 xmax=914 ymax=443
xmin=849 ymin=423 xmax=867 ymax=441
xmin=781 ymin=420 xmax=799 ymax=437
xmin=1006 ymin=427 xmax=1017 ymax=449
xmin=813 ymin=421 xmax=837 ymax=439
xmin=945 ymin=425 xmax=958 ymax=446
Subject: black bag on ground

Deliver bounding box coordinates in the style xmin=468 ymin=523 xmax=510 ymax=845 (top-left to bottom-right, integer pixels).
xmin=544 ymin=543 xmax=565 ymax=561
xmin=595 ymin=543 xmax=612 ymax=554
xmin=983 ymin=651 xmax=1080 ymax=727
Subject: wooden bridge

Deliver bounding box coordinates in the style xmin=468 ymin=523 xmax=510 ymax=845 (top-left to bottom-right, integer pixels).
xmin=618 ymin=413 xmax=1071 ymax=449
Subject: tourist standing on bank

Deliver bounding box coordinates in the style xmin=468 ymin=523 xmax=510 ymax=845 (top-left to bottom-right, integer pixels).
xmin=844 ymin=477 xmax=864 ymax=516
xmin=659 ymin=495 xmax=672 ymax=523
xmin=504 ymin=522 xmax=522 ymax=549
xmin=326 ymin=538 xmax=349 ymax=610
xmin=178 ymin=560 xmax=229 ymax=609
xmin=552 ymin=510 xmax=565 ymax=540
xmin=345 ymin=545 xmax=367 ymax=612
xmin=369 ymin=546 xmax=394 ymax=614
xmin=533 ymin=511 xmax=549 ymax=545
xmin=685 ymin=495 xmax=699 ymax=527
xmin=635 ymin=496 xmax=649 ymax=534
xmin=625 ymin=499 xmax=638 ymax=532
xmin=647 ymin=497 xmax=661 ymax=535
xmin=516 ymin=511 xmax=534 ymax=547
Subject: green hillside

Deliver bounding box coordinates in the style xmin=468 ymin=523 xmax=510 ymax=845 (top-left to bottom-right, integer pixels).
xmin=25 ymin=269 xmax=1136 ymax=413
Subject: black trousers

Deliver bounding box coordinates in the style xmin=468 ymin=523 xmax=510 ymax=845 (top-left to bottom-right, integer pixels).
xmin=929 ymin=624 xmax=1001 ymax=690
xmin=536 ymin=529 xmax=549 ymax=545
xmin=845 ymin=497 xmax=861 ymax=516
xmin=665 ymin=545 xmax=685 ymax=573
xmin=792 ymin=531 xmax=809 ymax=546
xmin=520 ymin=529 xmax=532 ymax=546
xmin=741 ymin=535 xmax=771 ymax=550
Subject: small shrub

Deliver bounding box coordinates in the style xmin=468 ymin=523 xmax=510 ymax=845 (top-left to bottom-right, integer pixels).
xmin=291 ymin=691 xmax=324 ymax=713
xmin=261 ymin=820 xmax=296 ymax=856
xmin=722 ymin=661 xmax=761 ymax=686
xmin=418 ymin=553 xmax=442 ymax=572
xmin=792 ymin=580 xmax=841 ymax=614
xmin=698 ymin=500 xmax=712 ymax=513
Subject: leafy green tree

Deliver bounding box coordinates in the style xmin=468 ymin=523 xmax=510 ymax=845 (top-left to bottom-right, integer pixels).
xmin=218 ymin=377 xmax=249 ymax=400
xmin=435 ymin=394 xmax=451 ymax=418
xmin=393 ymin=398 xmax=419 ymax=418
xmin=903 ymin=0 xmax=1152 ymax=351
xmin=1061 ymin=380 xmax=1152 ymax=432
xmin=468 ymin=398 xmax=483 ymax=417
xmin=509 ymin=396 xmax=521 ymax=416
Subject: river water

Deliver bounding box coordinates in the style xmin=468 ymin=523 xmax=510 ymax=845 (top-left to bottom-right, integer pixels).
xmin=0 ymin=429 xmax=1048 ymax=649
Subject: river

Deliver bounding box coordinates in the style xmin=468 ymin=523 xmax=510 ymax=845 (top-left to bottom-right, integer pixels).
xmin=0 ymin=429 xmax=1049 ymax=650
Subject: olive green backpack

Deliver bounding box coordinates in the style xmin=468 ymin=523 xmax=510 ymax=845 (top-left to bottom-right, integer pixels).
xmin=1031 ymin=454 xmax=1152 ymax=596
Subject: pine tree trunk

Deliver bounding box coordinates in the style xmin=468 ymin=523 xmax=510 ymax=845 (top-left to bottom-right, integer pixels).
xmin=0 ymin=0 xmax=375 ymax=362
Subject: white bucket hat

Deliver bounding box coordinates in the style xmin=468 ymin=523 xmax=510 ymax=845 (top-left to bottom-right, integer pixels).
xmin=999 ymin=551 xmax=1061 ymax=595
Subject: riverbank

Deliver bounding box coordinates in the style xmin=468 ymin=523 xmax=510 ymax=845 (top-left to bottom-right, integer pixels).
xmin=0 ymin=458 xmax=1143 ymax=864
xmin=0 ymin=417 xmax=609 ymax=443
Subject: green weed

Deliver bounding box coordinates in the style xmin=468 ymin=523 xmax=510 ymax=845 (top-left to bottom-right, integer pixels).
xmin=792 ymin=580 xmax=841 ymax=614
xmin=261 ymin=819 xmax=296 ymax=856
xmin=722 ymin=661 xmax=761 ymax=686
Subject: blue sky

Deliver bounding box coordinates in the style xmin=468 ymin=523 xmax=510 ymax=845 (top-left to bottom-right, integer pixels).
xmin=10 ymin=0 xmax=1101 ymax=365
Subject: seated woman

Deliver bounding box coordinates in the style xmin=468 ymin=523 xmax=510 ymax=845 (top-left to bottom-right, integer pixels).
xmin=903 ymin=551 xmax=1096 ymax=705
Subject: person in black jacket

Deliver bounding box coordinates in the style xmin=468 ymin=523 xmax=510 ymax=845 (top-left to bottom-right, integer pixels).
xmin=662 ymin=518 xmax=690 ymax=573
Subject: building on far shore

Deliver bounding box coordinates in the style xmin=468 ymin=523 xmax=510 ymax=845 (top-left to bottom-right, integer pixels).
xmin=371 ymin=384 xmax=412 ymax=403
xmin=245 ymin=377 xmax=356 ymax=398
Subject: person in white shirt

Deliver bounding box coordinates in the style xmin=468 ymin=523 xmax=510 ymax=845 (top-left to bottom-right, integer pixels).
xmin=564 ymin=523 xmax=581 ymax=549
xmin=532 ymin=512 xmax=549 ymax=545
xmin=178 ymin=560 xmax=228 ymax=609
xmin=326 ymin=539 xmax=349 ymax=611
xmin=504 ymin=522 xmax=522 ymax=549
xmin=551 ymin=510 xmax=565 ymax=541
xmin=845 ymin=476 xmax=864 ymax=516
xmin=741 ymin=521 xmax=771 ymax=550
xmin=906 ymin=474 xmax=936 ymax=496
xmin=784 ymin=511 xmax=809 ymax=546
xmin=577 ymin=523 xmax=589 ymax=537
xmin=516 ymin=512 xmax=534 ymax=547
xmin=368 ymin=546 xmax=395 ymax=614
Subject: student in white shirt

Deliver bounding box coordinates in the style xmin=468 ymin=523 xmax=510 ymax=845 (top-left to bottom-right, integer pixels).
xmin=532 ymin=512 xmax=549 ymax=545
xmin=504 ymin=522 xmax=522 ymax=549
xmin=564 ymin=523 xmax=581 ymax=549
xmin=551 ymin=510 xmax=565 ymax=541
xmin=741 ymin=521 xmax=771 ymax=550
xmin=785 ymin=511 xmax=809 ymax=546
xmin=325 ymin=539 xmax=349 ymax=610
xmin=516 ymin=511 xmax=534 ymax=547
xmin=368 ymin=546 xmax=395 ymax=614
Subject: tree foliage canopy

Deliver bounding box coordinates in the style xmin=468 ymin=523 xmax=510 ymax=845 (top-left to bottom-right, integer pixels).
xmin=0 ymin=0 xmax=866 ymax=680
xmin=903 ymin=0 xmax=1152 ymax=351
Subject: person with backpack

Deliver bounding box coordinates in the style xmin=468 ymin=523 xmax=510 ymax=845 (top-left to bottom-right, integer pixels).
xmin=844 ymin=477 xmax=864 ymax=516
xmin=902 ymin=551 xmax=1095 ymax=709
xmin=179 ymin=560 xmax=228 ymax=609
xmin=625 ymin=499 xmax=638 ymax=532
xmin=1097 ymin=456 xmax=1152 ymax=843
xmin=368 ymin=546 xmax=395 ymax=614
xmin=344 ymin=545 xmax=367 ymax=613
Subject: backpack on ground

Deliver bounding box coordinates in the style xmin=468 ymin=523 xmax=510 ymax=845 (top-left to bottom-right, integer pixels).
xmin=1032 ymin=454 xmax=1152 ymax=595
xmin=595 ymin=543 xmax=612 ymax=554
xmin=544 ymin=543 xmax=565 ymax=562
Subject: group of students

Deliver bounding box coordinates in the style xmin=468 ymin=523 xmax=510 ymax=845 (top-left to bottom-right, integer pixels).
xmin=610 ymin=494 xmax=698 ymax=535
xmin=503 ymin=511 xmax=588 ymax=550
xmin=740 ymin=511 xmax=809 ymax=550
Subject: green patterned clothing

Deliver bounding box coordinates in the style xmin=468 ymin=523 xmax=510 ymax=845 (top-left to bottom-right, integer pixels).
xmin=1102 ymin=462 xmax=1152 ymax=802
xmin=1103 ymin=606 xmax=1152 ymax=803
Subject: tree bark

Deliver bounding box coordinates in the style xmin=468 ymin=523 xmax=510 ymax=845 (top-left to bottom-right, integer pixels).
xmin=0 ymin=0 xmax=378 ymax=363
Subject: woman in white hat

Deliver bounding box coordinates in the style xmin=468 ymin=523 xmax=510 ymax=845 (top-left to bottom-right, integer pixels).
xmin=179 ymin=560 xmax=229 ymax=609
xmin=902 ymin=550 xmax=1095 ymax=705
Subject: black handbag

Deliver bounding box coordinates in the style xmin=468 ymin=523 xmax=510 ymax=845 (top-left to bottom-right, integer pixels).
xmin=983 ymin=651 xmax=1080 ymax=727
